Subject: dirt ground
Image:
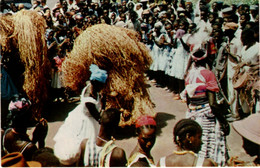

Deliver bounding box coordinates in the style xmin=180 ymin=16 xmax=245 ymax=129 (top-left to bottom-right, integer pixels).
xmin=26 ymin=80 xmax=255 ymax=166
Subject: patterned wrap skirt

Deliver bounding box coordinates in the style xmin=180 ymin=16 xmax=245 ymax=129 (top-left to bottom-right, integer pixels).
xmin=186 ymin=103 xmax=228 ymax=166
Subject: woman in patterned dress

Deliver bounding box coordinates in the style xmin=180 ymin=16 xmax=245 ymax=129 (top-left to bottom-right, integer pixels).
xmin=181 ymin=48 xmax=228 ymax=166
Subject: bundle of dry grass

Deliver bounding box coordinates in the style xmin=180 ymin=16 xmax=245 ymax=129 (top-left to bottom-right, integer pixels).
xmin=0 ymin=14 xmax=14 ymax=53
xmin=62 ymin=24 xmax=155 ymax=126
xmin=0 ymin=10 xmax=51 ymax=120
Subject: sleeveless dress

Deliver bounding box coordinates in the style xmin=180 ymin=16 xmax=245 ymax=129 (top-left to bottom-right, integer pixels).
xmin=127 ymin=152 xmax=156 ymax=167
xmin=53 ymin=83 xmax=101 ymax=165
xmin=84 ymin=140 xmax=117 ymax=167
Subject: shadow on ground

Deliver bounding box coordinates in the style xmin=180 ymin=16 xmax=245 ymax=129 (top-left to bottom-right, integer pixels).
xmin=114 ymin=112 xmax=176 ymax=140
xmin=42 ymin=100 xmax=79 ymax=122
xmin=155 ymin=112 xmax=176 ymax=136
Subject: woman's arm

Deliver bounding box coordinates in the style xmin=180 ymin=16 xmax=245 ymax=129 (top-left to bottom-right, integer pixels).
xmin=180 ymin=38 xmax=190 ymax=52
xmin=85 ymin=102 xmax=101 ymax=122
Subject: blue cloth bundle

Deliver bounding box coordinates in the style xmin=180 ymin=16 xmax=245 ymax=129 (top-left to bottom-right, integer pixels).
xmin=89 ymin=64 xmax=108 ymax=83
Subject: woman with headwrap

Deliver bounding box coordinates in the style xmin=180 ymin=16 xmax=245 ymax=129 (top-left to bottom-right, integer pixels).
xmin=53 ymin=64 xmax=108 ymax=166
xmin=127 ymin=115 xmax=157 ymax=167
xmin=181 ymin=48 xmax=228 ymax=166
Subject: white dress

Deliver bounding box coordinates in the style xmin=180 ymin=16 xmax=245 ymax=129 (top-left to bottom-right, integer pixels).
xmin=53 ymin=83 xmax=101 ymax=165
xmin=150 ymin=33 xmax=164 ymax=71
xmin=169 ymin=34 xmax=190 ymax=80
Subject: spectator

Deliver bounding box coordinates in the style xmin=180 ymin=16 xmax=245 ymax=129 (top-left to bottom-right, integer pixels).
xmin=157 ymin=119 xmax=217 ymax=166
xmin=78 ymin=108 xmax=127 ymax=166
xmin=230 ymin=114 xmax=260 ymax=166
xmin=2 ymin=95 xmax=48 ymax=161
xmin=181 ymin=48 xmax=228 ymax=166
xmin=32 ymin=147 xmax=61 ymax=167
xmin=127 ymin=115 xmax=157 ymax=167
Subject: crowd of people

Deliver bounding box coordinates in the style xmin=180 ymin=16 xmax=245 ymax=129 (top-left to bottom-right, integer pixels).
xmin=1 ymin=0 xmax=259 ymax=167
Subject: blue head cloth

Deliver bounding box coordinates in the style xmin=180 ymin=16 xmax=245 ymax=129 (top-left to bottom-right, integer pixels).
xmin=89 ymin=64 xmax=108 ymax=83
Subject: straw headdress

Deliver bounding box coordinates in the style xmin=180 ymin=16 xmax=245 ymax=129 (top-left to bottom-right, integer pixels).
xmin=62 ymin=24 xmax=155 ymax=126
xmin=0 ymin=10 xmax=51 ymax=120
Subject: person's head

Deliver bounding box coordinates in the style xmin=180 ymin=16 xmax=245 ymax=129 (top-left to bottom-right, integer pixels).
xmin=136 ymin=3 xmax=142 ymax=10
xmin=159 ymin=12 xmax=168 ymax=24
xmin=212 ymin=23 xmax=222 ymax=33
xmin=135 ymin=115 xmax=157 ymax=153
xmin=187 ymin=23 xmax=197 ymax=34
xmin=32 ymin=147 xmax=60 ymax=167
xmin=223 ymin=22 xmax=238 ymax=38
xmin=211 ymin=2 xmax=219 ymax=12
xmin=169 ymin=13 xmax=176 ymax=23
xmin=178 ymin=19 xmax=188 ymax=32
xmin=228 ymin=14 xmax=239 ymax=23
xmin=245 ymin=21 xmax=256 ymax=30
xmin=185 ymin=2 xmax=193 ymax=13
xmin=215 ymin=17 xmax=224 ymax=25
xmin=89 ymin=64 xmax=108 ymax=92
xmin=7 ymin=95 xmax=32 ymax=129
xmin=173 ymin=20 xmax=179 ymax=31
xmin=208 ymin=12 xmax=218 ymax=24
xmin=100 ymin=108 xmax=121 ymax=134
xmin=129 ymin=11 xmax=138 ymax=22
xmin=120 ymin=13 xmax=126 ymax=22
xmin=41 ymin=0 xmax=46 ymax=5
xmin=148 ymin=16 xmax=155 ymax=26
xmin=241 ymin=28 xmax=256 ymax=46
xmin=199 ymin=5 xmax=208 ymax=22
xmin=165 ymin=23 xmax=172 ymax=34
xmin=154 ymin=23 xmax=162 ymax=34
xmin=212 ymin=29 xmax=223 ymax=43
xmin=191 ymin=48 xmax=207 ymax=67
xmin=127 ymin=1 xmax=135 ymax=11
xmin=232 ymin=114 xmax=260 ymax=158
xmin=173 ymin=119 xmax=202 ymax=153
xmin=240 ymin=13 xmax=250 ymax=29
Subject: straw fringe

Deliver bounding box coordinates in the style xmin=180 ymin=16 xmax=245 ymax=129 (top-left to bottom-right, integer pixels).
xmin=62 ymin=24 xmax=155 ymax=126
xmin=0 ymin=10 xmax=51 ymax=119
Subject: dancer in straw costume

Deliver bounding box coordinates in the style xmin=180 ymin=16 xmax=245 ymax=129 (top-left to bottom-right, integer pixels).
xmin=0 ymin=10 xmax=51 ymax=121
xmin=62 ymin=24 xmax=155 ymax=126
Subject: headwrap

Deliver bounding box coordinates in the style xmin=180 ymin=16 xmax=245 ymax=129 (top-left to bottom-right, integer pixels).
xmin=191 ymin=48 xmax=207 ymax=61
xmin=135 ymin=115 xmax=156 ymax=128
xmin=89 ymin=64 xmax=108 ymax=83
xmin=8 ymin=97 xmax=31 ymax=112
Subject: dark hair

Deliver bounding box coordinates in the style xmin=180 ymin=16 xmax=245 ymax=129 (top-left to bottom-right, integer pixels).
xmin=32 ymin=147 xmax=61 ymax=167
xmin=241 ymin=28 xmax=256 ymax=46
xmin=229 ymin=14 xmax=239 ymax=23
xmin=6 ymin=95 xmax=32 ymax=128
xmin=173 ymin=119 xmax=202 ymax=147
xmin=240 ymin=13 xmax=251 ymax=22
xmin=215 ymin=17 xmax=224 ymax=24
xmin=100 ymin=108 xmax=121 ymax=127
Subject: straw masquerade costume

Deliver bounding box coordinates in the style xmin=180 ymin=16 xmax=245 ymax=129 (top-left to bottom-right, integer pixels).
xmin=62 ymin=24 xmax=155 ymax=126
xmin=0 ymin=10 xmax=51 ymax=120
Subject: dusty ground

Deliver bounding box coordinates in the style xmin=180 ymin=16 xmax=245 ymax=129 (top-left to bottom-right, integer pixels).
xmin=26 ymin=80 xmax=255 ymax=166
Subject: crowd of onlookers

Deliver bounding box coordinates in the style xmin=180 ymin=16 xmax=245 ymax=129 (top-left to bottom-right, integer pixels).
xmin=1 ymin=0 xmax=259 ymax=120
xmin=0 ymin=0 xmax=259 ymax=167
